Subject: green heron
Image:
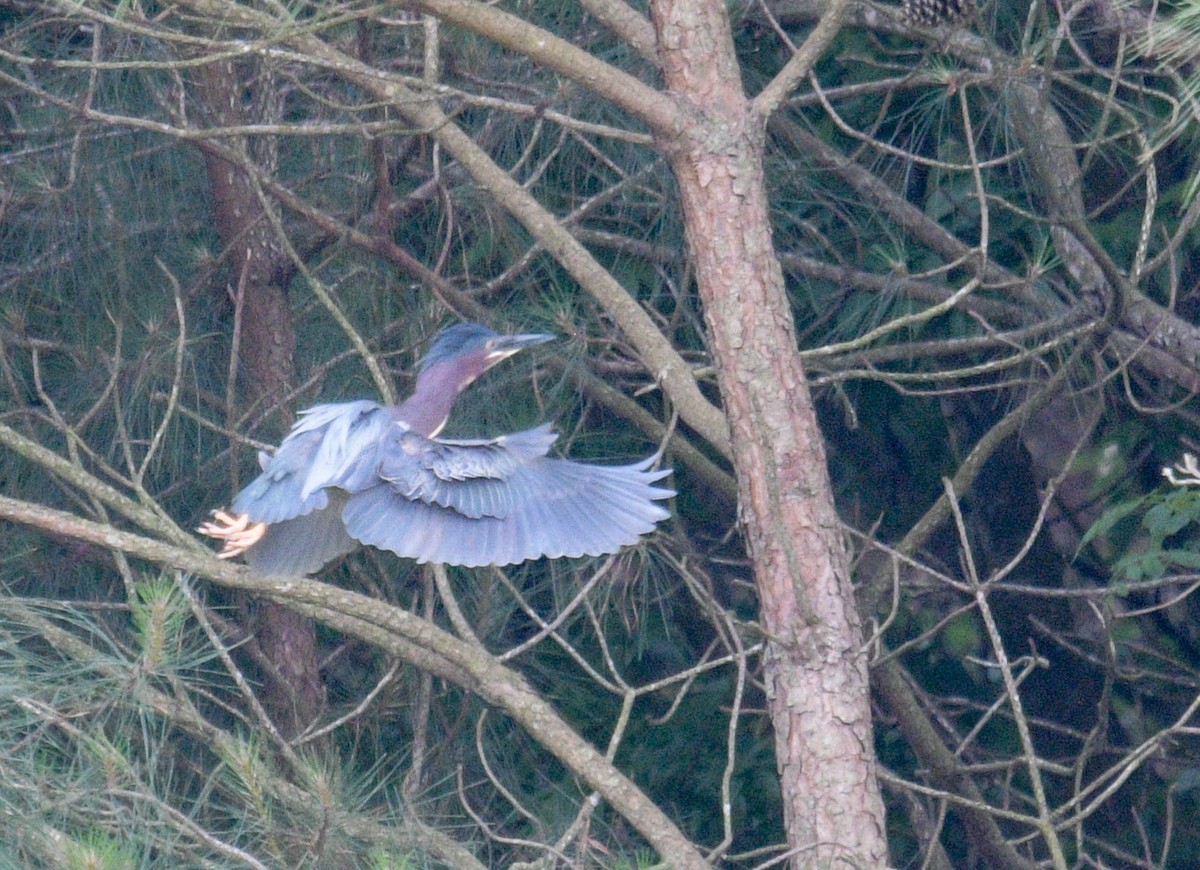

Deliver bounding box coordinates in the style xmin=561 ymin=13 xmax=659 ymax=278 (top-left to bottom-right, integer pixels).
xmin=200 ymin=323 xmax=673 ymax=574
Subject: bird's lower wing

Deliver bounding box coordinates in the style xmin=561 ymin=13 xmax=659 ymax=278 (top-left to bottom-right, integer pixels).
xmin=342 ymin=458 xmax=671 ymax=567
xmin=243 ymin=495 xmax=358 ymax=576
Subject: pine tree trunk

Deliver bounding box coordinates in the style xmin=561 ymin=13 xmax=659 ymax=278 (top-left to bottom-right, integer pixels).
xmin=194 ymin=60 xmax=326 ymax=738
xmin=650 ymin=1 xmax=889 ymax=864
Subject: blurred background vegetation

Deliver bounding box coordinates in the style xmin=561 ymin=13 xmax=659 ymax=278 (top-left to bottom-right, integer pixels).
xmin=4 ymin=0 xmax=1200 ymax=866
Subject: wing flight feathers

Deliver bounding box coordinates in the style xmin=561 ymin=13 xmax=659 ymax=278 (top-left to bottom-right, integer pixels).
xmin=343 ymin=429 xmax=673 ymax=566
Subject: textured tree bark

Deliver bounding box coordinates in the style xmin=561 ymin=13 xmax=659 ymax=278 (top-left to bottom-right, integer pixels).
xmin=649 ymin=1 xmax=888 ymax=865
xmin=193 ymin=60 xmax=325 ymax=738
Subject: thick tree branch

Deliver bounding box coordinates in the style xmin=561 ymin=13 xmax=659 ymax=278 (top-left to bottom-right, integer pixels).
xmin=0 ymin=493 xmax=710 ymax=870
xmin=0 ymin=421 xmax=195 ymax=548
xmin=402 ymin=0 xmax=684 ymax=136
xmin=578 ymin=0 xmax=660 ymax=65
xmin=751 ymin=0 xmax=852 ymax=120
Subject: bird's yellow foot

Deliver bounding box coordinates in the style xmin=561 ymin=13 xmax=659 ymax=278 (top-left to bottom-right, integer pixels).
xmin=198 ymin=509 xmax=267 ymax=558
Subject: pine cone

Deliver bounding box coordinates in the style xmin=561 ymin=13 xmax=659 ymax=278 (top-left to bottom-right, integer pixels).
xmin=902 ymin=0 xmax=975 ymax=27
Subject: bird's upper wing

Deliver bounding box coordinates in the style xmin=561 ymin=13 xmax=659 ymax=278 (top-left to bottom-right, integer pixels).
xmin=373 ymin=424 xmax=560 ymax=518
xmin=232 ymin=400 xmax=392 ymax=524
xmin=342 ymin=425 xmax=674 ymax=567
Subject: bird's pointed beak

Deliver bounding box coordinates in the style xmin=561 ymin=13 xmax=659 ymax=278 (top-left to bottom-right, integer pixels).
xmin=506 ymin=332 xmax=556 ymax=350
xmin=489 ymin=332 xmax=556 ymax=360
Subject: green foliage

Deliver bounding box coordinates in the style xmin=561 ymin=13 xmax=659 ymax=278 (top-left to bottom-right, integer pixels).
xmin=1082 ymin=484 xmax=1200 ymax=583
xmin=130 ymin=575 xmax=190 ymax=673
xmin=62 ymin=831 xmax=140 ymax=870
xmin=940 ymin=611 xmax=983 ymax=659
xmin=0 ymin=586 xmax=437 ymax=867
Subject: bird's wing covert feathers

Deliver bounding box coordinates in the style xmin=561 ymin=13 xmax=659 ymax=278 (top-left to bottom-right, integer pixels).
xmin=343 ymin=427 xmax=673 ymax=566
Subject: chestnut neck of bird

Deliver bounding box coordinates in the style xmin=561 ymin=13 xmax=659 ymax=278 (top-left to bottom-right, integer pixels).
xmin=395 ymin=359 xmax=484 ymax=438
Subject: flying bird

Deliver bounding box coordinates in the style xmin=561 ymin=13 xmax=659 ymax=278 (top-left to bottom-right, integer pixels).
xmin=200 ymin=323 xmax=673 ymax=574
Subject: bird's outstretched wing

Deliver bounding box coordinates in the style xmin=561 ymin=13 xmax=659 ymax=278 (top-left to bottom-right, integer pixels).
xmin=221 ymin=400 xmax=672 ymax=572
xmin=342 ymin=425 xmax=673 ymax=567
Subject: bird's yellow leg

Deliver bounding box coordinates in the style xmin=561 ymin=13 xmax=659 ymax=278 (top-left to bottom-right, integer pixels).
xmin=198 ymin=509 xmax=268 ymax=558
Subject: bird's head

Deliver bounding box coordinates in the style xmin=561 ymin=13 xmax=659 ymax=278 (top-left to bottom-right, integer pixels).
xmin=419 ymin=323 xmax=555 ymax=393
